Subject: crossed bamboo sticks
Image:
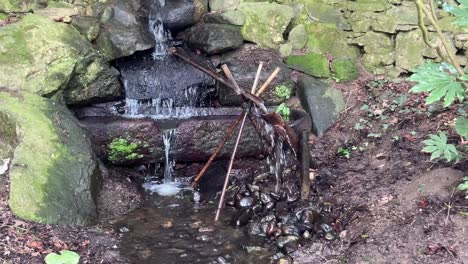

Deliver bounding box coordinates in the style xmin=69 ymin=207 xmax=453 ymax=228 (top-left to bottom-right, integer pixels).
xmin=169 ymin=47 xmax=294 ymax=221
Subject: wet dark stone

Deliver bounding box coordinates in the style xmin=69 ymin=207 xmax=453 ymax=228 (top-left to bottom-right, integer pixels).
xmin=115 ymin=50 xmax=215 ymax=105
xmin=231 ymin=208 xmax=252 ymax=226
xmin=280 ymin=225 xmax=300 ymax=236
xmin=260 ymin=192 xmax=272 ymax=204
xmin=275 ymin=201 xmax=288 ymax=218
xmin=238 ymin=197 xmax=254 ymax=208
xmin=151 ymin=0 xmax=207 ymax=30
xmin=93 ymin=0 xmax=154 ymax=60
xmin=300 ymin=209 xmax=321 ymax=225
xmin=276 ymin=235 xmax=299 ymax=249
xmin=180 ymin=23 xmax=243 ymax=55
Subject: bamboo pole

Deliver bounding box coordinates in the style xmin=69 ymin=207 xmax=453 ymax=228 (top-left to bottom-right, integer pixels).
xmin=191 ymin=111 xmax=245 ymax=187
xmin=215 ymin=65 xmax=250 ymax=221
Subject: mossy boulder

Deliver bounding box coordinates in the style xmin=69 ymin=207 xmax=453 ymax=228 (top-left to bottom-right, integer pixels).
xmin=287 ymin=53 xmax=330 ymax=78
xmin=0 ymin=14 xmax=121 ymax=105
xmin=0 ymin=0 xmax=47 ymax=12
xmin=0 ymin=89 xmax=100 ymax=225
xmin=332 ymin=59 xmax=359 ymax=82
xmin=296 ymin=76 xmax=344 ymax=135
xmin=238 ymin=2 xmax=294 ymax=48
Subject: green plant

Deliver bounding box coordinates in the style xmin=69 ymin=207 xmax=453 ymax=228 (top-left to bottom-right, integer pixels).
xmin=337 ymin=147 xmax=351 ymax=159
xmin=275 ymin=103 xmax=290 ymax=121
xmin=45 ymin=250 xmax=80 ymax=264
xmin=422 ymin=132 xmax=460 ymax=161
xmin=274 ymin=85 xmax=291 ymax=100
xmin=457 ymin=176 xmax=468 ymax=198
xmin=108 ymin=138 xmax=142 ymax=162
xmin=411 ymin=0 xmax=468 ymax=161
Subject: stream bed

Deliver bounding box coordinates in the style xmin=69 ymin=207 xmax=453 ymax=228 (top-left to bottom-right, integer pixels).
xmin=113 ymin=187 xmax=276 ymax=264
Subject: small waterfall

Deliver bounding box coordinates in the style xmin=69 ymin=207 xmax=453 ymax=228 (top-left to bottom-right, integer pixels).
xmin=162 ymin=128 xmax=176 ymax=183
xmin=149 ymin=0 xmax=171 ymax=59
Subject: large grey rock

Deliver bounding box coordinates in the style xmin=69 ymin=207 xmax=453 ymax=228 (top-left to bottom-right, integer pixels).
xmin=95 ymin=0 xmax=154 ymax=60
xmin=0 ymin=14 xmax=122 ymax=105
xmin=153 ymin=0 xmax=208 ymax=30
xmin=296 ymin=76 xmax=345 ymax=136
xmin=181 ymin=23 xmax=243 ymax=55
xmin=217 ymin=45 xmax=294 ymax=106
xmin=0 ymin=89 xmax=100 ymax=225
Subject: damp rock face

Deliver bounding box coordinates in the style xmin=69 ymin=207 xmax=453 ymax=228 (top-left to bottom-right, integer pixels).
xmin=296 ymin=76 xmax=345 ymax=136
xmin=0 ymin=14 xmax=122 ymax=105
xmin=0 ymin=89 xmax=100 ymax=225
xmin=180 ymin=23 xmax=243 ymax=55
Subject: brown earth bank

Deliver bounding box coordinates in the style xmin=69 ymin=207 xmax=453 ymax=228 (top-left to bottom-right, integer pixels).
xmin=0 ymin=71 xmax=467 ymax=264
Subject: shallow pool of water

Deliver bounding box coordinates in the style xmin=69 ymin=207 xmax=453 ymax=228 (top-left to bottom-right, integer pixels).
xmin=114 ymin=189 xmax=275 ymax=264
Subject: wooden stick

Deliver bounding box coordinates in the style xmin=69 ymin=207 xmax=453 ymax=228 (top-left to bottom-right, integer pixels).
xmin=169 ymin=47 xmax=266 ymax=109
xmin=192 ymin=63 xmax=266 ymax=187
xmin=191 ymin=111 xmax=245 ymax=187
xmin=255 ymin=67 xmax=281 ymax=97
xmin=215 ymin=111 xmax=248 ymax=221
xmin=300 ymin=131 xmax=311 ymax=201
xmin=251 ymin=62 xmax=263 ymax=94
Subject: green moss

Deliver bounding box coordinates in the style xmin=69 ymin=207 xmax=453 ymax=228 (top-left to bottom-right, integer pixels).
xmin=332 ymin=59 xmax=359 ymax=82
xmin=287 ymin=53 xmax=330 ymax=77
xmin=0 ymin=90 xmax=98 ymax=225
xmin=108 ymin=138 xmax=143 ymax=162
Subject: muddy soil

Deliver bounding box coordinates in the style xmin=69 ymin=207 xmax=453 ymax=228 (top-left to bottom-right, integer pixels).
xmin=292 ymin=70 xmax=468 ymax=264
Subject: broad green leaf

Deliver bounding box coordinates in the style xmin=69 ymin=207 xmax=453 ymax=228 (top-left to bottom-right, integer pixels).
xmin=439 ymin=132 xmax=448 ymax=142
xmin=409 ymin=62 xmax=465 ymax=106
xmin=45 ymin=250 xmax=80 ymax=264
xmin=430 ymin=149 xmax=442 ymax=160
xmin=422 ymin=145 xmax=438 ymax=152
xmin=455 ymin=117 xmax=468 ymax=138
xmin=447 ymin=1 xmax=468 ymax=25
xmin=458 ymin=181 xmax=468 ymax=191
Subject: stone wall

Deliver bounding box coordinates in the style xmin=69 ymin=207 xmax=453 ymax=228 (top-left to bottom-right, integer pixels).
xmin=209 ymin=0 xmax=467 ymax=80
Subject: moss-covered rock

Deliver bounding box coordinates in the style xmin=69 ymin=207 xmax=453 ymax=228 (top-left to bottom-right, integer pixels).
xmin=0 ymin=14 xmax=121 ymax=105
xmin=288 ymin=24 xmax=307 ymax=50
xmin=238 ymin=2 xmax=294 ymax=48
xmin=332 ymin=59 xmax=359 ymax=82
xmin=0 ymin=89 xmax=100 ymax=225
xmin=305 ymin=23 xmax=360 ymax=59
xmin=0 ymin=0 xmax=47 ymax=12
xmin=287 ymin=53 xmax=330 ymax=78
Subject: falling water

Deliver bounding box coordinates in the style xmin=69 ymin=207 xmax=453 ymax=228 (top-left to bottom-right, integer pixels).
xmin=149 ymin=0 xmax=171 ymax=59
xmin=162 ymin=128 xmax=176 ymax=183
